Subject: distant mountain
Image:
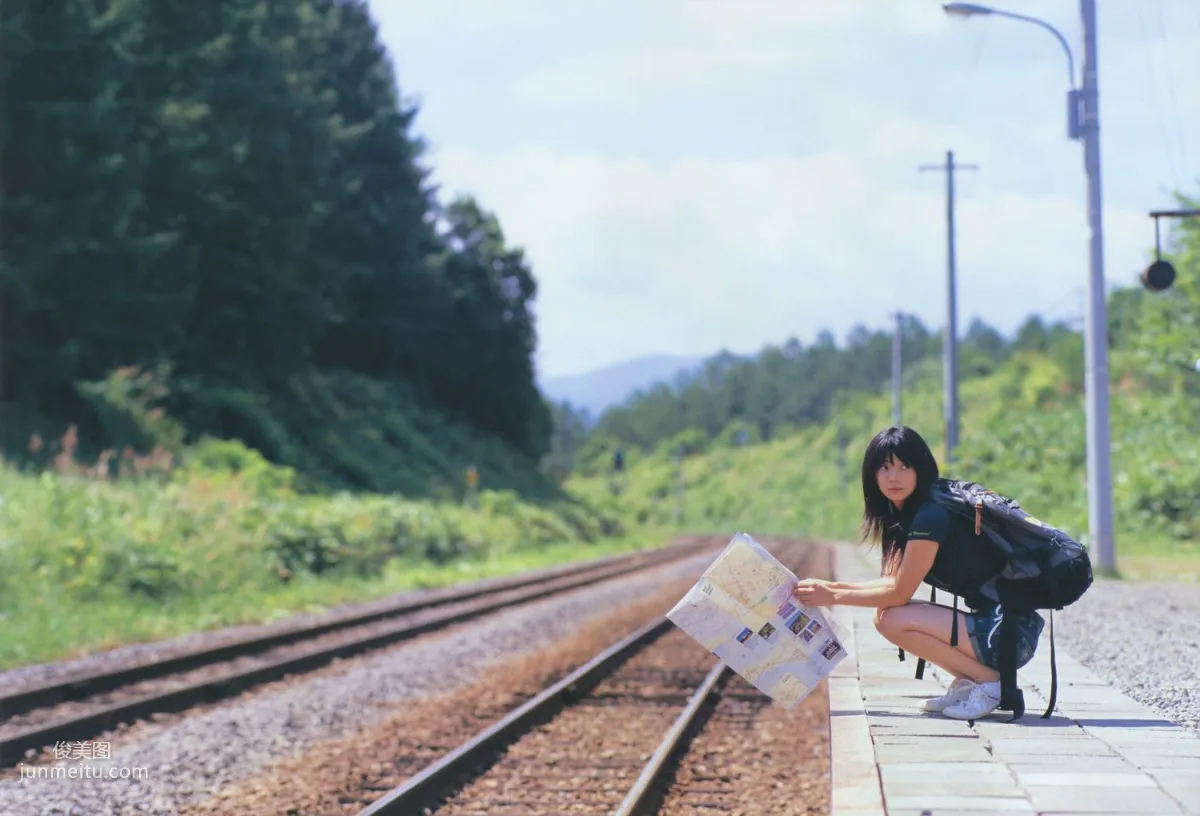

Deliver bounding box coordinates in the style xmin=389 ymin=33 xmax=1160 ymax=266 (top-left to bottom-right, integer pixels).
xmin=540 ymin=354 xmax=707 ymax=418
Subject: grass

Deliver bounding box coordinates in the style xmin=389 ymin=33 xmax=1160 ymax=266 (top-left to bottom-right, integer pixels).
xmin=1100 ymin=534 xmax=1200 ymax=582
xmin=0 ymin=526 xmax=674 ymax=671
xmin=567 ymin=352 xmax=1200 ymax=582
xmin=0 ymin=435 xmax=651 ymax=671
xmin=6 ymin=346 xmax=1196 ymax=672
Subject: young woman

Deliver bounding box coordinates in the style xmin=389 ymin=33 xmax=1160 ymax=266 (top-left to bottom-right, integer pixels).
xmin=792 ymin=425 xmax=1044 ymax=720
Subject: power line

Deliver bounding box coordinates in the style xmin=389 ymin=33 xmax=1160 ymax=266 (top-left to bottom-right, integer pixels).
xmin=1153 ymin=0 xmax=1192 ymax=179
xmin=1135 ymin=1 xmax=1186 ymax=191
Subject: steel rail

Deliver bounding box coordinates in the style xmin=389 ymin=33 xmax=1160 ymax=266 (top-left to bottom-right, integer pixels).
xmin=0 ymin=541 xmax=712 ymax=767
xmin=0 ymin=540 xmax=702 ymax=721
xmin=356 ymin=616 xmax=674 ymax=816
xmin=613 ymin=660 xmax=732 ymax=816
xmin=355 ymin=542 xmax=816 ymax=816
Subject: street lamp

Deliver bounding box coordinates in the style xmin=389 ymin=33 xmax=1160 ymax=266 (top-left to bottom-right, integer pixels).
xmin=943 ymin=3 xmax=1078 ymax=135
xmin=942 ymin=1 xmax=1117 ymax=575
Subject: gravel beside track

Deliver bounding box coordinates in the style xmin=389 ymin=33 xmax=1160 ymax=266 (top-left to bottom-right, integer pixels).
xmin=658 ymin=673 xmax=828 ymax=816
xmin=185 ymin=584 xmax=705 ymax=815
xmin=0 ymin=546 xmax=722 ymax=816
xmin=1050 ymin=578 xmax=1200 ymax=735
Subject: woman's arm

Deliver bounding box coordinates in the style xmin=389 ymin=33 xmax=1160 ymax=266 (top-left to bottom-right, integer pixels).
xmin=794 ymin=540 xmax=937 ymax=608
xmin=825 ymin=578 xmax=892 ymax=590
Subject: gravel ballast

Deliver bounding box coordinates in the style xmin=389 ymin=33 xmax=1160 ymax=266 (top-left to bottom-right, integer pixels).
xmin=0 ymin=548 xmax=720 ymax=816
xmin=1049 ymin=578 xmax=1200 ymax=734
xmin=179 ymin=537 xmax=828 ymax=816
xmin=434 ymin=628 xmax=719 ymax=816
xmin=659 ymin=673 xmax=829 ymax=816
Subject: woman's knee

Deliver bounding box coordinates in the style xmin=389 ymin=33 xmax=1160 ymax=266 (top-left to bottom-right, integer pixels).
xmin=875 ymin=603 xmax=920 ymax=640
xmin=874 ymin=606 xmax=895 ymax=636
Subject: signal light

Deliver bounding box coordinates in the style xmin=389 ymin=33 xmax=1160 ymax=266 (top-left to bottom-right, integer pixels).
xmin=1142 ymin=259 xmax=1176 ymax=292
xmin=1145 ymin=208 xmax=1200 ymax=292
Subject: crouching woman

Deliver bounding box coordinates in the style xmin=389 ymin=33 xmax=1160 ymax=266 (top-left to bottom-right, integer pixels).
xmin=792 ymin=426 xmax=1044 ymax=720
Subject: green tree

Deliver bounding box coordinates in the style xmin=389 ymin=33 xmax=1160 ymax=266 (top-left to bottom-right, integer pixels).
xmin=310 ymin=0 xmax=443 ymax=386
xmin=426 ymin=197 xmax=550 ymax=458
xmin=0 ymin=0 xmax=171 ymax=412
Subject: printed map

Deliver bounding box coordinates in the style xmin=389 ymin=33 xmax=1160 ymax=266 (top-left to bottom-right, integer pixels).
xmin=667 ymin=533 xmax=849 ymax=709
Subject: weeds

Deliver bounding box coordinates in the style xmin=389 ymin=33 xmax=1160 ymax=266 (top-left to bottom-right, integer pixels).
xmin=0 ymin=421 xmax=624 ymax=670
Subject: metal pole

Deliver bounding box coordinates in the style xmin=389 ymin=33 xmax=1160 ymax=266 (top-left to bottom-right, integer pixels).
xmin=674 ymin=450 xmax=684 ymax=525
xmin=945 ymin=150 xmax=960 ymax=464
xmin=837 ymin=420 xmax=847 ymax=492
xmin=920 ymin=152 xmax=976 ymax=465
xmin=891 ymin=312 xmax=903 ymax=426
xmin=1080 ymin=0 xmax=1116 ymax=573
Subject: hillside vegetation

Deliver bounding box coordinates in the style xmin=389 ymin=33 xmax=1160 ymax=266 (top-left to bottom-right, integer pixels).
xmin=564 ymin=204 xmax=1200 ymax=577
xmin=569 ymin=350 xmax=1198 ymax=560
xmin=0 ymin=0 xmax=630 ymax=669
xmin=2 ymin=0 xmax=552 ymax=496
xmin=0 ymin=438 xmax=631 ymax=669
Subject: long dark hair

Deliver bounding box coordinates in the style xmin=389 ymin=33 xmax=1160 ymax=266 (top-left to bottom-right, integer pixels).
xmin=860 ymin=426 xmax=940 ymax=575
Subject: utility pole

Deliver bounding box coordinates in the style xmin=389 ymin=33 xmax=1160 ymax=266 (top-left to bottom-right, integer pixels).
xmin=920 ymin=150 xmax=978 ymax=465
xmin=1079 ymin=0 xmax=1116 ymax=574
xmin=939 ymin=0 xmax=1117 ymax=573
xmin=891 ymin=311 xmax=904 ymax=427
xmin=836 ymin=420 xmax=847 ymax=492
xmin=674 ymin=447 xmax=684 ymax=525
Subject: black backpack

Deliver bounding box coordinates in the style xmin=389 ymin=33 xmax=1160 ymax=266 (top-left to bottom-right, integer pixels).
xmin=902 ymin=478 xmax=1093 ymax=721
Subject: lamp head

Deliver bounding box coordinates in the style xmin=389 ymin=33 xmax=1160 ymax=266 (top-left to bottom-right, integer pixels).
xmin=943 ymin=2 xmax=996 ymax=17
xmin=1142 ymin=259 xmax=1176 ymax=292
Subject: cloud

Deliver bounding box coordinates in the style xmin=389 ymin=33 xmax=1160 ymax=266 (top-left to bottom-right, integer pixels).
xmin=511 ymin=0 xmax=946 ymax=104
xmin=431 ymin=131 xmax=1149 ymax=379
xmin=368 ymin=0 xmax=1200 ymax=379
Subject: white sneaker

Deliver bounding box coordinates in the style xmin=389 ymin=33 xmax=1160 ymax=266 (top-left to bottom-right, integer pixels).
xmin=921 ymin=677 xmax=976 ymax=712
xmin=942 ymin=681 xmax=1002 ymax=720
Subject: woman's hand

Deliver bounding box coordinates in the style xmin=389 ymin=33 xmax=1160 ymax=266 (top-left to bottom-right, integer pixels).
xmin=792 ymin=578 xmax=836 ymax=607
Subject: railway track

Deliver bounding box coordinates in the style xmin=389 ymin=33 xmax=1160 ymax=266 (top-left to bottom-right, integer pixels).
xmin=353 ymin=538 xmax=833 ymax=816
xmin=0 ymin=537 xmax=716 ymax=768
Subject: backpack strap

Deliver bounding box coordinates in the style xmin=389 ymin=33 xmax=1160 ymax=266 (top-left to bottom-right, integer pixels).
xmin=995 ymin=607 xmax=1025 ymax=722
xmin=1042 ymin=609 xmax=1057 ymax=719
xmin=912 ymin=586 xmax=937 ymax=679
xmin=909 ymin=586 xmax=961 ymax=681
xmin=950 ymin=596 xmax=960 ymax=647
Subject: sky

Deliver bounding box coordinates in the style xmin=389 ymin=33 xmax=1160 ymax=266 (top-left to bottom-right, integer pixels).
xmin=367 ymin=0 xmax=1200 ymax=380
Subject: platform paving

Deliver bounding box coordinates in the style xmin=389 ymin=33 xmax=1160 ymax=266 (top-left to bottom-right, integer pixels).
xmin=828 ymin=541 xmax=1200 ymax=816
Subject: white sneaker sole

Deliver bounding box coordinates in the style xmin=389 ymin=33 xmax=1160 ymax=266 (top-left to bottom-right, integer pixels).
xmin=922 ymin=698 xmax=966 ymax=713
xmin=921 ymin=682 xmax=976 ymax=713
xmin=942 ymin=700 xmax=1000 ymax=720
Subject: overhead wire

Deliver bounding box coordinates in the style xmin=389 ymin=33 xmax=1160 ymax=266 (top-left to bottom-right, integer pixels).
xmin=1151 ymin=0 xmax=1192 ymax=186
xmin=1135 ymin=0 xmax=1182 ymax=193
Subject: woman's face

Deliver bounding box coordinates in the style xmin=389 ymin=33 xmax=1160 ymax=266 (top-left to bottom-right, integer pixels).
xmin=877 ymin=455 xmax=917 ymax=507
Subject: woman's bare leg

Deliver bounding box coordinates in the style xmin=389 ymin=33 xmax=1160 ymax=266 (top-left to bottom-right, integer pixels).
xmin=874 ymin=602 xmax=999 ymax=684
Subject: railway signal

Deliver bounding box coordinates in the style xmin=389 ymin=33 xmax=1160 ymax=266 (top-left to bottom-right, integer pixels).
xmin=1144 ymin=209 xmax=1200 ymax=292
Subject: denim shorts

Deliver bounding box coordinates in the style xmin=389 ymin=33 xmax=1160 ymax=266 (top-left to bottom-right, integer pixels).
xmin=965 ymin=607 xmax=1045 ymax=670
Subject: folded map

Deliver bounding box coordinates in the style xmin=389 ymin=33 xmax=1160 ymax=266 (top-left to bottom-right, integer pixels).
xmin=666 ymin=532 xmax=849 ymax=709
